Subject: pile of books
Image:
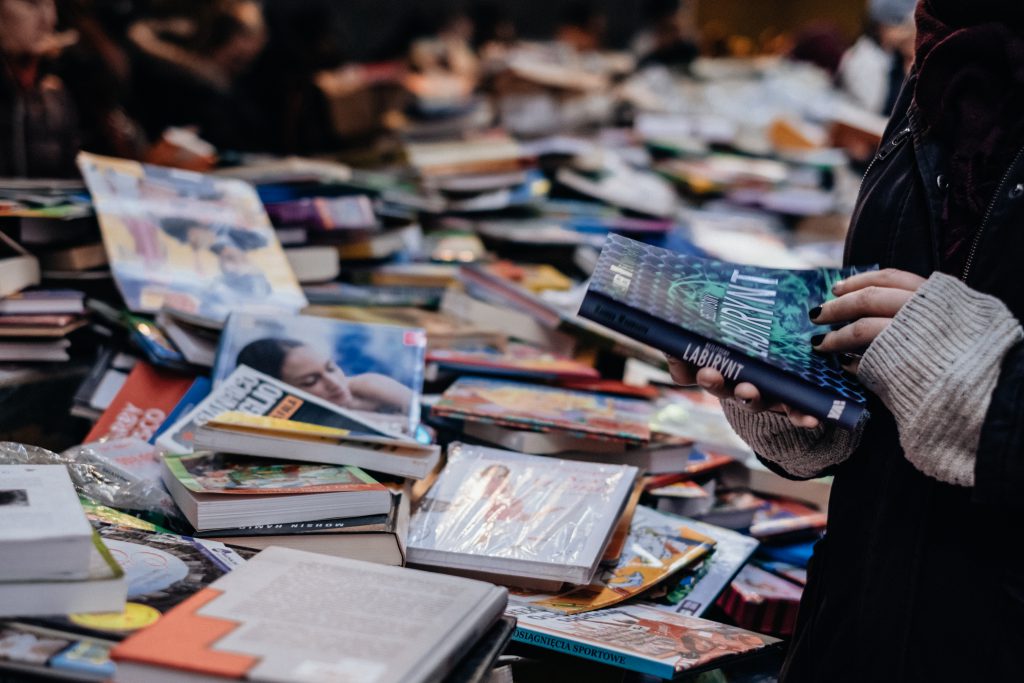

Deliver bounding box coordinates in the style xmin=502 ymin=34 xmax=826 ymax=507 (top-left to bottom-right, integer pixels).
xmin=0 ymin=50 xmax=889 ymax=680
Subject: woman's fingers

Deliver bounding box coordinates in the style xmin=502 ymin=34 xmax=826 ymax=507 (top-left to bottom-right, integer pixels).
xmin=811 ymin=286 xmax=915 ymax=324
xmin=812 ymin=317 xmax=891 ymax=353
xmin=695 ymin=367 xmax=732 ymax=400
xmin=784 ymin=406 xmax=821 ymax=429
xmin=832 ymin=268 xmax=927 ymax=296
xmin=666 ymin=355 xmax=698 ymax=386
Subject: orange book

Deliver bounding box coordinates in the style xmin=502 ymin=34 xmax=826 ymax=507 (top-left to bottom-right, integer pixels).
xmin=85 ymin=362 xmax=193 ymax=443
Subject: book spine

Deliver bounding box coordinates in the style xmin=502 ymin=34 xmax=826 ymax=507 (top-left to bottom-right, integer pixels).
xmin=511 ymin=627 xmax=670 ymax=678
xmin=578 ymin=291 xmax=865 ymax=430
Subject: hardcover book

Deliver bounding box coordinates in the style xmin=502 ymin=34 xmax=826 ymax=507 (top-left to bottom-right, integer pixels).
xmin=408 ymin=443 xmax=638 ymax=586
xmin=76 ymin=152 xmax=306 ymax=321
xmin=431 ymin=378 xmax=653 ymax=444
xmin=507 ymin=603 xmax=778 ymax=679
xmin=213 ymin=312 xmax=426 ymax=435
xmin=110 ymin=547 xmax=508 ymax=683
xmin=579 ymin=234 xmax=874 ymax=429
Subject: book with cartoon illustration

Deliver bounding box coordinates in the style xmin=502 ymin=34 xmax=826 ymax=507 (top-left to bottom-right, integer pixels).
xmin=579 ymin=234 xmax=874 ymax=429
xmin=77 ymin=152 xmax=306 ymax=322
xmin=213 ymin=312 xmax=426 ymax=436
xmin=407 ymin=443 xmax=638 ymax=586
xmin=507 ymin=602 xmax=778 ymax=679
xmin=431 ymin=378 xmax=653 ymax=444
xmin=510 ymin=506 xmax=714 ymax=614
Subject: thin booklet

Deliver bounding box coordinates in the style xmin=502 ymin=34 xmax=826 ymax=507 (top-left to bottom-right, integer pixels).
xmin=579 ymin=234 xmax=874 ymax=429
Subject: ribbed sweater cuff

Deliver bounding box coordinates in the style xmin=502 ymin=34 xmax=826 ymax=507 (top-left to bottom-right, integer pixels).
xmin=858 ymin=272 xmax=1024 ymax=487
xmin=721 ymin=399 xmax=861 ymax=479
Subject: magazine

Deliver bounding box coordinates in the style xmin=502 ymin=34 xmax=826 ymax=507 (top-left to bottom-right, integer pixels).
xmin=77 ymin=152 xmax=306 ymax=321
xmin=213 ymin=313 xmax=426 ymax=435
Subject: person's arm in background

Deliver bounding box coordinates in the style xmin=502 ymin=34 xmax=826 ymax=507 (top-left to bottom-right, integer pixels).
xmin=674 ymin=268 xmax=1023 ymax=487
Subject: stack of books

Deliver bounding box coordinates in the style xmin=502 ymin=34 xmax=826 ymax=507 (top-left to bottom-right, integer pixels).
xmin=0 ymin=289 xmax=86 ymax=362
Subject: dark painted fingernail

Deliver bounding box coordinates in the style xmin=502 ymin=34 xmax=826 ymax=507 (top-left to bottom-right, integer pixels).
xmin=808 ymin=306 xmax=822 ymax=321
xmin=840 ymin=353 xmax=858 ymax=364
xmin=811 ymin=334 xmax=826 ymax=347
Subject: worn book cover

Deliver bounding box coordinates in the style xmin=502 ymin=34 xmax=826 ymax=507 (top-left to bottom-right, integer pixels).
xmin=508 ymin=602 xmax=778 ymax=679
xmin=579 ymin=234 xmax=874 ymax=429
xmin=86 ymin=361 xmax=194 ymax=442
xmin=214 ymin=313 xmax=426 ymax=435
xmin=162 ymin=452 xmax=384 ymax=496
xmin=432 ymin=377 xmax=652 ymax=444
xmin=76 ymin=152 xmax=306 ymax=321
xmin=408 ymin=443 xmax=638 ymax=585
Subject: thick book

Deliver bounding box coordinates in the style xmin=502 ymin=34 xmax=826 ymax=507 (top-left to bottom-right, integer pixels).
xmin=432 ymin=377 xmax=653 ymax=445
xmin=110 ymin=546 xmax=508 ymax=683
xmin=0 ymin=465 xmax=94 ymax=581
xmin=408 ymin=443 xmax=638 ymax=586
xmin=507 ymin=603 xmax=778 ymax=679
xmin=578 ymin=234 xmax=874 ymax=429
xmin=85 ymin=361 xmax=194 ymax=443
xmin=213 ymin=312 xmax=426 ymax=436
xmin=510 ymin=506 xmax=715 ymax=614
xmin=0 ymin=531 xmax=127 ymax=617
xmin=0 ymin=288 xmax=84 ymax=315
xmin=28 ymin=524 xmax=249 ymax=640
xmin=76 ymin=152 xmax=306 ymax=322
xmin=155 ymin=365 xmax=423 ymax=455
xmin=160 ymin=452 xmax=393 ymax=531
xmin=193 ymin=490 xmax=408 ymax=566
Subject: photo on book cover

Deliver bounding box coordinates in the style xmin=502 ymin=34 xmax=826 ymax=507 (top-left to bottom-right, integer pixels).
xmin=213 ymin=313 xmax=426 ymax=434
xmin=76 ymin=152 xmax=306 ymax=321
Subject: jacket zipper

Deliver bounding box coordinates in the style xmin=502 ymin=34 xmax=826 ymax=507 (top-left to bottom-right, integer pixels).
xmin=960 ymin=144 xmax=1024 ymax=282
xmin=859 ymin=127 xmax=912 ymax=190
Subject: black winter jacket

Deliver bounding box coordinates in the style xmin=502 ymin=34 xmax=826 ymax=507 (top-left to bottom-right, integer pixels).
xmin=776 ymin=76 xmax=1024 ymax=682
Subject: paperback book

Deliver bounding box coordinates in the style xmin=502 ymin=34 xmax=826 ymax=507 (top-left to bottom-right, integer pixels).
xmin=213 ymin=312 xmax=426 ymax=435
xmin=579 ymin=234 xmax=874 ymax=429
xmin=76 ymin=152 xmax=306 ymax=321
xmin=86 ymin=361 xmax=194 ymax=443
xmin=431 ymin=378 xmax=653 ymax=444
xmin=426 ymin=343 xmax=599 ymax=382
xmin=408 ymin=443 xmax=638 ymax=586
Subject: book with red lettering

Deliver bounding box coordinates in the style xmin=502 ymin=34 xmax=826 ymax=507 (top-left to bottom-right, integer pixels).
xmin=86 ymin=362 xmax=194 ymax=443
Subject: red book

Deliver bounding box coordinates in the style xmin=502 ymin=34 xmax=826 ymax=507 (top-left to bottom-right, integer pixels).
xmin=716 ymin=564 xmax=803 ymax=637
xmin=86 ymin=362 xmax=194 ymax=443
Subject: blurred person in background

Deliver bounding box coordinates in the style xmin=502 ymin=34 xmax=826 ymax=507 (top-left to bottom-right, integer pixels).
xmin=554 ymin=0 xmax=606 ymax=53
xmin=634 ymin=0 xmax=700 ymax=70
xmin=126 ymin=0 xmax=268 ymax=153
xmin=670 ymin=1 xmax=1024 ymax=680
xmin=838 ymin=0 xmax=917 ymax=115
xmin=788 ymin=21 xmax=846 ymax=76
xmin=0 ymin=0 xmax=79 ymax=176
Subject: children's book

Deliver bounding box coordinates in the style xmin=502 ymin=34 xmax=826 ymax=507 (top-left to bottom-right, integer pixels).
xmin=579 ymin=234 xmax=874 ymax=429
xmin=77 ymin=152 xmax=306 ymax=321
xmin=432 ymin=378 xmax=652 ymax=444
xmin=408 ymin=443 xmax=638 ymax=586
xmin=507 ymin=603 xmax=778 ymax=679
xmin=213 ymin=313 xmax=426 ymax=435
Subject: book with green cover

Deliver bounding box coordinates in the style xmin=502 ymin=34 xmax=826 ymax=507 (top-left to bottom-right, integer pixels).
xmin=162 ymin=453 xmax=383 ymax=496
xmin=579 ymin=235 xmax=874 ymax=429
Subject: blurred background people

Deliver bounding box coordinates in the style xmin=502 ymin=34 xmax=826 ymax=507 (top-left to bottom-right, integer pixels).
xmin=838 ymin=0 xmax=917 ymax=115
xmin=0 ymin=0 xmax=79 ymax=176
xmin=555 ymin=0 xmax=606 ymax=53
xmin=635 ymin=0 xmax=701 ymax=70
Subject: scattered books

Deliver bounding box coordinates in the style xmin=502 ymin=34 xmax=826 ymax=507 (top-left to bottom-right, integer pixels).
xmin=85 ymin=361 xmax=194 ymax=442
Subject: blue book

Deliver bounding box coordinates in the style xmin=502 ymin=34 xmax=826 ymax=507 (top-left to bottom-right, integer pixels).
xmin=150 ymin=376 xmax=211 ymax=445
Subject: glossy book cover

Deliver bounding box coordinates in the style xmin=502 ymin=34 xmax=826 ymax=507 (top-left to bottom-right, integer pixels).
xmin=580 ymin=235 xmax=874 ymax=429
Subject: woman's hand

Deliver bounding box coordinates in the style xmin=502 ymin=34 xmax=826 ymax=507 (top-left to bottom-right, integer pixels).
xmin=667 ymin=357 xmax=822 ymax=429
xmin=810 ymin=268 xmax=927 ymax=370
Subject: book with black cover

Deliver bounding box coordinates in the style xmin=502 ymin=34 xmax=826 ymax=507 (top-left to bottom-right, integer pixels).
xmin=579 ymin=235 xmax=873 ymax=429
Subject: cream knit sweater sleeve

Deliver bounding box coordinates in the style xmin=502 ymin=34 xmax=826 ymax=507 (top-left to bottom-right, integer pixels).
xmin=721 ymin=272 xmax=1023 ymax=486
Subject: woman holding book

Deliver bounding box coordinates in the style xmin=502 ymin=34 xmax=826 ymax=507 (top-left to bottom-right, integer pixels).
xmin=670 ymin=1 xmax=1024 ymax=680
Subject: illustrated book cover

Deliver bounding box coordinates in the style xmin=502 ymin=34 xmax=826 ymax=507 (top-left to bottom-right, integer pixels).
xmin=579 ymin=234 xmax=874 ymax=429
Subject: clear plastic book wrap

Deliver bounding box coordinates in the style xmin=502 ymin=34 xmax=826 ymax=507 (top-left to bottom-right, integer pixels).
xmin=407 ymin=443 xmax=638 ymax=584
xmin=0 ymin=439 xmax=178 ymax=519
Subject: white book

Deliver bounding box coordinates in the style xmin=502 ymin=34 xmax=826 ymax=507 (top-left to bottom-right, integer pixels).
xmin=408 ymin=443 xmax=638 ymax=586
xmin=111 ymin=547 xmax=508 ymax=683
xmin=0 ymin=465 xmax=93 ymax=581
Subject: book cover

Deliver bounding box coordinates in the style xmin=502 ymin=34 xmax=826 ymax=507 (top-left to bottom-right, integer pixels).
xmin=715 ymin=564 xmax=803 ymax=637
xmin=110 ymin=547 xmax=508 ymax=683
xmin=644 ymin=516 xmax=760 ymax=618
xmin=162 ymin=453 xmax=384 ymax=496
xmin=432 ymin=378 xmax=652 ymax=444
xmin=427 ymin=344 xmax=599 ymax=382
xmin=408 ymin=443 xmax=638 ymax=584
xmin=86 ymin=362 xmax=195 ymax=442
xmin=510 ymin=506 xmax=714 ymax=614
xmin=507 ymin=603 xmax=778 ymax=679
xmin=579 ymin=234 xmax=874 ymax=429
xmin=76 ymin=152 xmax=306 ymax=321
xmin=150 ymin=376 xmax=211 ymax=445
xmin=213 ymin=313 xmax=426 ymax=435
xmin=154 ymin=365 xmax=401 ymax=454
xmin=28 ymin=524 xmax=249 ymax=640
xmin=749 ymin=499 xmax=827 ymax=541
